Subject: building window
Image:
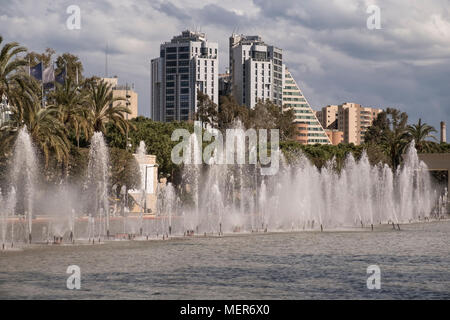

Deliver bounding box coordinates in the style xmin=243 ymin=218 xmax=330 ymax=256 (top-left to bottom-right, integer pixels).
xmin=166 ymin=47 xmax=177 ymax=53
xmin=166 ymin=54 xmax=177 ymax=60
xmin=178 ymin=67 xmax=189 ymax=73
xmin=180 ymin=88 xmax=189 ymax=94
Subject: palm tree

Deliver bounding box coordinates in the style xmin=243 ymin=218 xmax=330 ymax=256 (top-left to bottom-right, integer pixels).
xmin=407 ymin=118 xmax=437 ymax=153
xmin=85 ymin=80 xmax=131 ymax=139
xmin=51 ymin=79 xmax=91 ymax=147
xmin=0 ymin=36 xmax=28 ymax=101
xmin=3 ymin=78 xmax=70 ymax=167
xmin=365 ymin=108 xmax=412 ymax=170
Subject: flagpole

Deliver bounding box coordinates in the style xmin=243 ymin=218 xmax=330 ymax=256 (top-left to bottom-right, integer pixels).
xmin=53 ymin=61 xmax=56 ymax=89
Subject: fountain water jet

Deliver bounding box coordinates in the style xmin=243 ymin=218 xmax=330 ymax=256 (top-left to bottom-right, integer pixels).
xmin=10 ymin=127 xmax=38 ymax=244
xmin=87 ymin=132 xmax=110 ymax=240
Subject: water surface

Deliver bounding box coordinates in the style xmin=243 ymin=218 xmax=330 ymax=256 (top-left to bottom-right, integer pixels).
xmin=0 ymin=221 xmax=449 ymax=299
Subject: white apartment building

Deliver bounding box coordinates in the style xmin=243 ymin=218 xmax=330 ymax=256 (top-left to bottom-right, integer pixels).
xmin=282 ymin=68 xmax=330 ymax=145
xmin=229 ymin=34 xmax=283 ymax=109
xmin=151 ymin=30 xmax=218 ymax=122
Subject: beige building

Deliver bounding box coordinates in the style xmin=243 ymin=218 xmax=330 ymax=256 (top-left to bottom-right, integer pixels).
xmin=325 ymin=129 xmax=344 ymax=145
xmin=337 ymin=103 xmax=382 ymax=145
xmin=317 ymin=105 xmax=339 ymax=130
xmin=101 ymin=77 xmax=138 ymax=120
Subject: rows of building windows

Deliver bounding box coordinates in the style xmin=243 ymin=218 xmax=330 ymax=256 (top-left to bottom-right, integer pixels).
xmin=296 ymin=115 xmax=316 ymax=120
xmin=308 ymin=139 xmax=329 ymax=143
xmin=294 ymin=109 xmax=313 ymax=114
xmin=284 ymin=97 xmax=307 ymax=102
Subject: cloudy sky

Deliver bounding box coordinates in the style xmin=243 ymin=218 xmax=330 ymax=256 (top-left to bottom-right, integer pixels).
xmin=1 ymin=0 xmax=449 ymax=133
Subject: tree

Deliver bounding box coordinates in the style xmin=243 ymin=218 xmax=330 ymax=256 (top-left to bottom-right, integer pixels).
xmin=85 ymin=79 xmax=131 ymax=139
xmin=50 ymin=79 xmax=90 ymax=147
xmin=217 ymin=95 xmax=249 ymax=129
xmin=364 ymin=108 xmax=410 ymax=169
xmin=248 ymin=99 xmax=295 ymax=141
xmin=0 ymin=36 xmax=28 ymax=102
xmin=4 ymin=79 xmax=70 ymax=168
xmin=406 ymin=118 xmax=437 ymax=153
xmin=195 ymin=90 xmax=218 ymax=128
xmin=25 ymin=48 xmax=55 ymax=68
xmin=105 ymin=117 xmax=194 ymax=182
xmin=55 ymin=53 xmax=84 ymax=84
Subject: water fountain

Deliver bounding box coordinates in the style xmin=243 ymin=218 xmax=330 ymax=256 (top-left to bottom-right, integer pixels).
xmin=0 ymin=124 xmax=446 ymax=248
xmin=86 ymin=132 xmax=110 ymax=240
xmin=136 ymin=141 xmax=147 ymax=236
xmin=170 ymin=135 xmax=439 ymax=236
xmin=1 ymin=187 xmax=16 ymax=249
xmin=10 ymin=127 xmax=38 ymax=244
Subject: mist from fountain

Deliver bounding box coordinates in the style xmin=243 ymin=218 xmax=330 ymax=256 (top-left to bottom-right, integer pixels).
xmin=1 ymin=187 xmax=16 ymax=249
xmin=164 ymin=134 xmax=439 ymax=236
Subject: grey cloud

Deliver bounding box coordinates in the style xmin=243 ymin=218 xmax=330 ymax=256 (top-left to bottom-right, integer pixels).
xmin=153 ymin=1 xmax=191 ymax=21
xmin=0 ymin=0 xmax=448 ymax=128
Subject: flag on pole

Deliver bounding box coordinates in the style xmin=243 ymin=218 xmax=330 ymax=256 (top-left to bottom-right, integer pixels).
xmin=30 ymin=62 xmax=43 ymax=81
xmin=43 ymin=65 xmax=55 ymax=90
xmin=55 ymin=68 xmax=66 ymax=85
xmin=43 ymin=65 xmax=55 ymax=84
